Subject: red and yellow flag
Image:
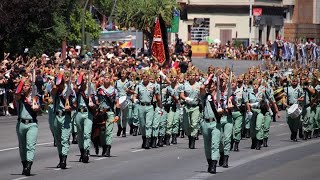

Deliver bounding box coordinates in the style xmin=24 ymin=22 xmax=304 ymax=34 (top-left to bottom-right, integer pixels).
xmin=152 ymin=17 xmax=166 ymax=66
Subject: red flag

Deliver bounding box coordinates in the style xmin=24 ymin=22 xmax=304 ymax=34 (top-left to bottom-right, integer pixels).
xmin=152 ymin=17 xmax=166 ymax=66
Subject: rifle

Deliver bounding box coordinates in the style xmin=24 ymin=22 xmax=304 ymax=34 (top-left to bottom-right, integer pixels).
xmin=31 ymin=68 xmax=39 ymax=110
xmin=88 ymin=68 xmax=94 ymax=107
xmin=65 ymin=68 xmax=72 ymax=111
xmin=227 ymin=65 xmax=233 ymax=109
xmin=216 ymin=73 xmax=221 ymax=109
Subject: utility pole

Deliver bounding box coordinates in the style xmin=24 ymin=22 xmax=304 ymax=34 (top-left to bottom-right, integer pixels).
xmin=249 ymin=0 xmax=253 ymax=47
xmin=81 ymin=0 xmax=90 ymax=56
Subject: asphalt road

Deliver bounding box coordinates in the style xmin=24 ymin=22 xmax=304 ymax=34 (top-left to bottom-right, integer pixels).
xmin=0 ymin=59 xmax=319 ymax=180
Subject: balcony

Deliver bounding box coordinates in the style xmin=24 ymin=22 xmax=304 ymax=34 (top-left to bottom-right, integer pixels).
xmin=177 ymin=0 xmax=283 ymax=7
xmin=283 ymin=0 xmax=295 ymax=5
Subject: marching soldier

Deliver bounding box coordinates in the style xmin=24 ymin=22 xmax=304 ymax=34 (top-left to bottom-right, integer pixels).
xmin=115 ymin=70 xmax=134 ymax=137
xmin=283 ymin=76 xmax=303 ymax=141
xmin=95 ymin=73 xmax=119 ymax=157
xmin=200 ymin=74 xmax=221 ymax=174
xmin=15 ymin=76 xmax=40 ymax=176
xmin=74 ymin=71 xmax=96 ymax=163
xmin=180 ymin=70 xmax=202 ymax=149
xmin=51 ymin=71 xmax=76 ymax=169
xmin=133 ymin=70 xmax=161 ymax=149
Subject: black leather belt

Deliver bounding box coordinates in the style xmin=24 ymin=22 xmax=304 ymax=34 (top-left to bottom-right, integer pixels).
xmin=18 ymin=118 xmax=38 ymax=124
xmin=99 ymin=107 xmax=111 ymax=112
xmin=78 ymin=107 xmax=88 ymax=113
xmin=56 ymin=111 xmax=71 ymax=116
xmin=205 ymin=118 xmax=215 ymax=122
xmin=140 ymin=102 xmax=152 ymax=106
xmin=186 ymin=104 xmax=198 ymax=108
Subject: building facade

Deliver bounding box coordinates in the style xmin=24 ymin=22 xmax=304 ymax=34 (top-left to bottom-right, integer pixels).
xmin=177 ymin=0 xmax=317 ymax=46
xmin=284 ymin=0 xmax=320 ymax=43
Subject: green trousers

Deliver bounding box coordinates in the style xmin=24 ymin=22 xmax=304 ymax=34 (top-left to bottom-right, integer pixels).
xmin=118 ymin=105 xmax=129 ymax=128
xmin=179 ymin=106 xmax=184 ymax=131
xmin=311 ymin=107 xmax=318 ymax=130
xmin=263 ymin=112 xmax=272 ymax=139
xmin=250 ymin=109 xmax=264 ymax=140
xmin=315 ymin=106 xmax=320 ymax=130
xmin=201 ymin=120 xmax=221 ymax=161
xmin=166 ymin=107 xmax=180 ymax=135
xmin=132 ymin=103 xmax=140 ymax=127
xmin=75 ymin=111 xmax=93 ymax=151
xmin=183 ymin=106 xmax=200 ymax=137
xmin=16 ymin=122 xmax=38 ymax=162
xmin=158 ymin=110 xmax=167 ymax=137
xmin=232 ymin=111 xmax=243 ymax=142
xmin=302 ymin=106 xmax=313 ymax=132
xmin=53 ymin=113 xmax=72 ymax=156
xmin=152 ymin=107 xmax=161 ymax=137
xmin=219 ymin=115 xmax=233 ymax=156
xmin=138 ymin=105 xmax=154 ymax=138
xmin=71 ymin=111 xmax=77 ymax=133
xmin=101 ymin=111 xmax=115 ymax=145
xmin=48 ymin=104 xmax=55 ymax=134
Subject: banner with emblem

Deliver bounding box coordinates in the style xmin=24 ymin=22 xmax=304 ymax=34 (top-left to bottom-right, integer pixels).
xmin=151 ymin=16 xmax=166 ymax=66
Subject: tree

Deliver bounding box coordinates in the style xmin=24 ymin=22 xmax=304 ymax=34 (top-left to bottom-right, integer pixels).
xmin=114 ymin=0 xmax=178 ymax=46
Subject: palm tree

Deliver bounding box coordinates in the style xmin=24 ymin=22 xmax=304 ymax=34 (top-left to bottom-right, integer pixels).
xmin=114 ymin=0 xmax=178 ymax=48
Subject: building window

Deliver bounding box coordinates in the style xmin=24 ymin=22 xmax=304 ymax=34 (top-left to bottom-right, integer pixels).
xmin=190 ymin=18 xmax=210 ymax=41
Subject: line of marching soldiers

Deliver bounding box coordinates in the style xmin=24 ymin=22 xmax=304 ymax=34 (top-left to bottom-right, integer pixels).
xmin=14 ymin=64 xmax=320 ymax=176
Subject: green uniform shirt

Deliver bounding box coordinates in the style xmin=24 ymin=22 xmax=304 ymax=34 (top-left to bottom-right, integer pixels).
xmin=135 ymin=82 xmax=159 ymax=103
xmin=115 ymin=79 xmax=133 ymax=98
xmin=182 ymin=81 xmax=201 ymax=105
xmin=284 ymin=86 xmax=303 ymax=105
xmin=97 ymin=85 xmax=117 ymax=109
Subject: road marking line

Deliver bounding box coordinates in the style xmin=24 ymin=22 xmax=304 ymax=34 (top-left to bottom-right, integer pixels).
xmin=277 ymin=132 xmax=290 ymax=137
xmin=95 ymin=157 xmax=107 ymax=161
xmin=186 ymin=138 xmax=320 ymax=180
xmin=0 ymin=142 xmax=53 ymax=152
xmin=279 ymin=123 xmax=285 ymax=126
xmin=131 ymin=149 xmax=145 ymax=153
xmin=11 ymin=177 xmax=28 ymax=180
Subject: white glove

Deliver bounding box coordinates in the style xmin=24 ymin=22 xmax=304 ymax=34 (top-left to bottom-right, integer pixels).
xmin=246 ymin=111 xmax=253 ymax=119
xmin=134 ymin=99 xmax=139 ymax=104
xmin=268 ymin=108 xmax=273 ymax=116
xmin=250 ymin=102 xmax=259 ymax=108
xmin=185 ymin=97 xmax=193 ymax=103
xmin=158 ymin=108 xmax=163 ymax=115
xmin=159 ymin=71 xmax=166 ymax=79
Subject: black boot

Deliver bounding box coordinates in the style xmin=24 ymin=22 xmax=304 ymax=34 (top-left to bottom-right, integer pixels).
xmin=256 ymin=140 xmax=262 ymax=150
xmin=102 ymin=145 xmax=107 ymax=157
xmin=54 ymin=138 xmax=57 ymax=147
xmin=138 ymin=128 xmax=141 ymax=135
xmin=303 ymin=131 xmax=308 ymax=140
xmin=223 ymin=155 xmax=229 ymax=168
xmin=79 ymin=148 xmax=84 ymax=162
xmin=230 ymin=138 xmax=234 ymax=151
xmin=234 ymin=141 xmax=239 ymax=151
xmin=82 ymin=150 xmax=89 ymax=163
xmin=292 ymin=132 xmax=298 ymax=142
xmin=145 ymin=138 xmax=151 ymax=149
xmin=72 ymin=133 xmax=78 ymax=144
xmin=129 ymin=124 xmax=133 ymax=135
xmin=117 ymin=124 xmax=122 ymax=137
xmin=219 ymin=152 xmax=224 ymax=166
xmin=245 ymin=129 xmax=250 ymax=138
xmin=263 ymin=138 xmax=268 ymax=147
xmin=152 ymin=137 xmax=157 ymax=148
xmin=190 ymin=136 xmax=195 ymax=149
xmin=158 ymin=136 xmax=164 ymax=147
xmin=141 ymin=136 xmax=146 ymax=148
xmin=308 ymin=131 xmax=312 ymax=139
xmin=94 ymin=140 xmax=99 ymax=155
xmin=210 ymin=160 xmax=217 ymax=174
xmin=313 ymin=129 xmax=318 ymax=138
xmin=298 ymin=127 xmax=303 ymax=138
xmin=165 ymin=134 xmax=171 ymax=146
xmin=57 ymin=154 xmax=62 ymax=168
xmin=21 ymin=161 xmax=27 ymax=175
xmin=207 ymin=159 xmax=212 ymax=173
xmin=60 ymin=155 xmax=67 ymax=169
xmin=251 ymin=138 xmax=257 ymax=149
xmin=106 ymin=145 xmax=111 ymax=157
xmin=24 ymin=161 xmax=33 ymax=176
xmin=180 ymin=130 xmax=185 ymax=138
xmin=133 ymin=126 xmax=138 ymax=136
xmin=171 ymin=134 xmax=177 ymax=144
xmin=122 ymin=127 xmax=127 ymax=137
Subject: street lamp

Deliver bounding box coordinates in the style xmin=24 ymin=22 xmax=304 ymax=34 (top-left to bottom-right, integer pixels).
xmin=81 ymin=0 xmax=90 ymax=56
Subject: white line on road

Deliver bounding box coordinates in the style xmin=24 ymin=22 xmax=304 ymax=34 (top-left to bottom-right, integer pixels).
xmin=0 ymin=142 xmax=53 ymax=152
xmin=186 ymin=138 xmax=320 ymax=180
xmin=11 ymin=177 xmax=28 ymax=180
xmin=95 ymin=157 xmax=107 ymax=161
xmin=131 ymin=149 xmax=145 ymax=153
xmin=277 ymin=132 xmax=290 ymax=137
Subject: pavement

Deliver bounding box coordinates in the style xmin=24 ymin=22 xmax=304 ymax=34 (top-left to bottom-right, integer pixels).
xmin=0 ymin=59 xmax=319 ymax=180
